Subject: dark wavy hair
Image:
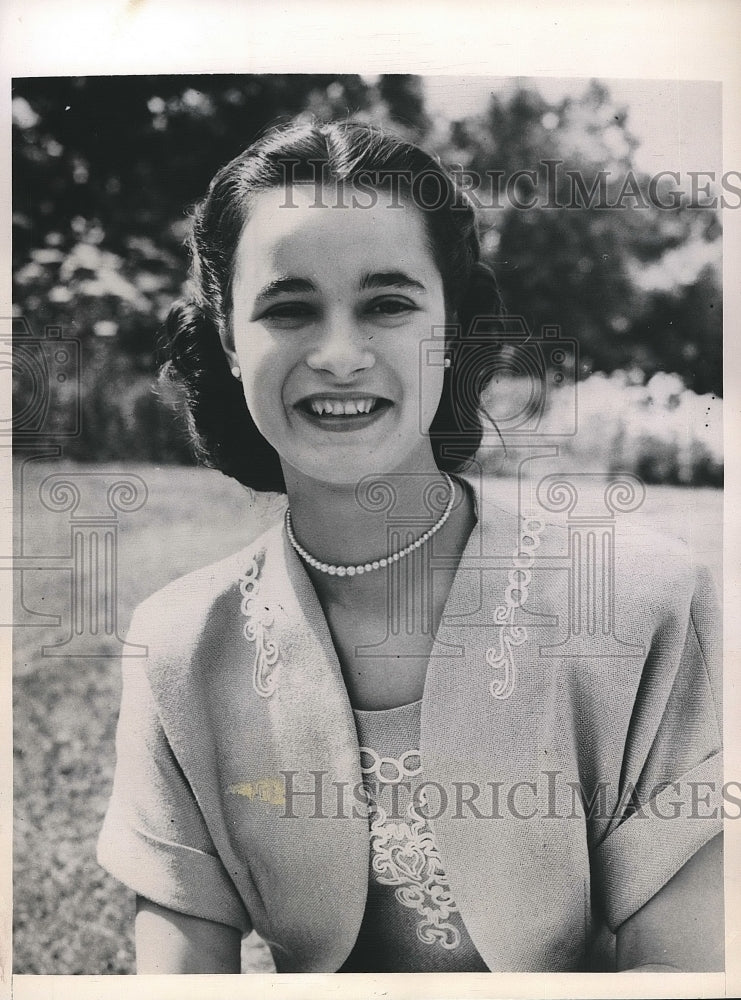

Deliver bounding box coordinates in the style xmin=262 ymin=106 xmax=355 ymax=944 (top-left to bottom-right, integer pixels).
xmin=160 ymin=119 xmax=504 ymax=492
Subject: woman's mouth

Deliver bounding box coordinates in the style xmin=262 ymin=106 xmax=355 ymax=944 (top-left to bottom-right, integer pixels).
xmin=295 ymin=395 xmax=392 ymax=431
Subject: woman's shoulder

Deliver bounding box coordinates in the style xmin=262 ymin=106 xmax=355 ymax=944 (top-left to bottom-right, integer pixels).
xmin=475 ymin=484 xmax=714 ymax=615
xmin=606 ymin=515 xmax=714 ymax=603
xmin=476 ymin=495 xmax=719 ymax=688
xmin=126 ymin=515 xmax=285 ymax=653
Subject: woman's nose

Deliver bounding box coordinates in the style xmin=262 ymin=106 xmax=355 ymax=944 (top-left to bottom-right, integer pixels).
xmin=305 ymin=316 xmax=375 ymax=379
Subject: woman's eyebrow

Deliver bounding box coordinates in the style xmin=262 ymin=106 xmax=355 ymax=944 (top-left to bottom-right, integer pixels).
xmin=254 ymin=276 xmax=316 ymax=305
xmin=358 ymin=271 xmax=427 ymax=293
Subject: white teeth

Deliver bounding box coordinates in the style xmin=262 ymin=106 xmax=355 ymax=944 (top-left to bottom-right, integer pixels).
xmin=308 ymin=397 xmax=377 ymax=416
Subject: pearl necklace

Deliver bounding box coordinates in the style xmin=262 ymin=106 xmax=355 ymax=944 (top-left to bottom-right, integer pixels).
xmin=284 ymin=473 xmax=455 ymax=577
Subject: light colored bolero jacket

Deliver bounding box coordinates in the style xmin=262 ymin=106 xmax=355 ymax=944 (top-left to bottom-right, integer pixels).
xmin=98 ymin=473 xmax=722 ymax=972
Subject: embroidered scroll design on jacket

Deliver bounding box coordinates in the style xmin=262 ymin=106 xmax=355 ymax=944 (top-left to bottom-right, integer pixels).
xmin=359 ymin=747 xmax=461 ymax=950
xmin=239 ymin=553 xmax=280 ymax=698
xmin=486 ymin=516 xmax=545 ymax=700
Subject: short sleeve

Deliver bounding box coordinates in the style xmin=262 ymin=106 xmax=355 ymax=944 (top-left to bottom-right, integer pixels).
xmin=593 ymin=563 xmax=723 ymax=931
xmin=97 ymin=606 xmax=251 ymax=932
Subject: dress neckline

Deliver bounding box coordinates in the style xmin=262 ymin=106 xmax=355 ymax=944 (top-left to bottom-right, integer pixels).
xmin=353 ymin=698 xmax=422 ymax=718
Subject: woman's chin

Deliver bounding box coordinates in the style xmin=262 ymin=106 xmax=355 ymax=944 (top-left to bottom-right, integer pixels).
xmin=281 ymin=445 xmax=441 ymax=492
xmin=286 ymin=462 xmax=396 ymax=491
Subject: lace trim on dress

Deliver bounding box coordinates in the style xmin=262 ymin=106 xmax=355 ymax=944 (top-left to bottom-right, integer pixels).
xmin=359 ymin=746 xmax=461 ymax=950
xmin=238 ymin=553 xmax=280 ymax=698
xmin=486 ymin=515 xmax=545 ymax=700
xmin=238 ymin=501 xmax=545 ymax=703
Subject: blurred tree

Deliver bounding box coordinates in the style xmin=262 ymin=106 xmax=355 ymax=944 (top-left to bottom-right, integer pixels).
xmin=377 ymin=75 xmax=431 ymax=134
xmin=438 ymin=81 xmax=722 ymax=394
xmin=12 ymin=74 xmax=380 ymax=459
xmin=629 ymin=263 xmax=721 ymax=394
xmin=13 ymin=74 xmax=377 ymax=342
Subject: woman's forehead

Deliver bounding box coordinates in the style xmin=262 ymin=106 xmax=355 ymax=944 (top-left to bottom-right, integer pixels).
xmin=233 ymin=183 xmax=438 ymax=285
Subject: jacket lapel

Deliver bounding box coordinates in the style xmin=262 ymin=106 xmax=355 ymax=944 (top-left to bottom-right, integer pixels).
xmin=421 ymin=473 xmax=588 ymax=970
xmin=149 ymin=520 xmax=369 ymax=972
xmin=234 ymin=521 xmax=370 ymax=970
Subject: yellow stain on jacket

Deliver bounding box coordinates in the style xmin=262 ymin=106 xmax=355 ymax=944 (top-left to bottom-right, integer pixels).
xmin=228 ymin=776 xmax=285 ymax=807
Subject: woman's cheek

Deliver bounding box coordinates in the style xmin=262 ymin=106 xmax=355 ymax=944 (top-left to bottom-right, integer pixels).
xmin=234 ymin=329 xmax=278 ymax=388
xmin=233 ymin=341 xmax=281 ymax=428
xmin=419 ymin=367 xmax=446 ymax=434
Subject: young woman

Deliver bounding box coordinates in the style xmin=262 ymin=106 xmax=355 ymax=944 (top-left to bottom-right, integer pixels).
xmin=98 ymin=120 xmax=723 ymax=974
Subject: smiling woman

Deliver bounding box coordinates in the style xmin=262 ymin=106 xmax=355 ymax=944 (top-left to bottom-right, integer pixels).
xmin=96 ymin=120 xmax=723 ymax=974
xmin=155 ymin=122 xmax=501 ymax=494
xmin=225 ymin=183 xmax=447 ymax=498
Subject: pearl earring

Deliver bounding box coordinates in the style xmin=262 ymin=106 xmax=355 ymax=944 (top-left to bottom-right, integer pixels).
xmin=231 ymin=365 xmax=241 ymax=379
xmin=443 ymin=356 xmax=452 ymax=369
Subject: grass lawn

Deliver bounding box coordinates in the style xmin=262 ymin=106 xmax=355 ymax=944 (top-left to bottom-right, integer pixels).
xmin=12 ymin=460 xmax=723 ymax=974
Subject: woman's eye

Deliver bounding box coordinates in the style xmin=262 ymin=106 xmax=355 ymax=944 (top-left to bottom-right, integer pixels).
xmin=259 ymin=302 xmax=316 ymax=325
xmin=366 ymin=298 xmax=417 ymax=318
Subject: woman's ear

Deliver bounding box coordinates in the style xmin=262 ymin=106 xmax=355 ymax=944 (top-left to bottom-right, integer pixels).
xmin=443 ymin=310 xmax=459 ymax=359
xmin=217 ymin=319 xmax=238 ymax=370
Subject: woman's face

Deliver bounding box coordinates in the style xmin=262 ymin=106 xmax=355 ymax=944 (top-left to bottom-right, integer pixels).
xmin=225 ymin=183 xmax=447 ymax=487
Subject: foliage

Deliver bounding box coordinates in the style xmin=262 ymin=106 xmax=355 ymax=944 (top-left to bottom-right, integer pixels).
xmin=446 ymin=81 xmax=721 ymax=392
xmin=481 ymin=369 xmax=722 ymax=486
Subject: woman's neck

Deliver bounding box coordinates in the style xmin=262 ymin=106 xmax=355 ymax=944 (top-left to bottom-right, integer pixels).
xmin=282 ymin=463 xmax=476 ymax=606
